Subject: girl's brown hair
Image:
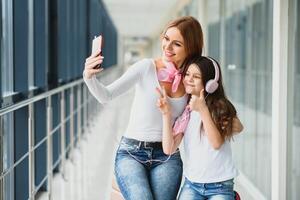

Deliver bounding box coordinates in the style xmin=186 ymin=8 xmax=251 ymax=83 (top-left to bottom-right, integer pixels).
xmin=162 ymin=16 xmax=204 ymax=69
xmin=184 ymin=56 xmax=237 ymax=140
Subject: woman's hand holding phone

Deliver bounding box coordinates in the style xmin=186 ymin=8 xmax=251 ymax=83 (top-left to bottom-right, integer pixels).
xmin=83 ymin=35 xmax=104 ymax=79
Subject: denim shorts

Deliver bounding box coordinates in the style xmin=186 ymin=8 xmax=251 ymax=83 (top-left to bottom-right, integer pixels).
xmin=178 ymin=177 xmax=235 ymax=200
xmin=114 ymin=136 xmax=183 ymax=200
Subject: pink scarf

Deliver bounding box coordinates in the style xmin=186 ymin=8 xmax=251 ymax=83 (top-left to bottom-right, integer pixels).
xmin=157 ymin=62 xmax=182 ymax=93
xmin=173 ymin=106 xmax=191 ymax=136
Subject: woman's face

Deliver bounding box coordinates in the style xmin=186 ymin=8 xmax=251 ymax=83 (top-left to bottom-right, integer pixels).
xmin=183 ymin=63 xmax=204 ymax=96
xmin=161 ymin=27 xmax=187 ymax=68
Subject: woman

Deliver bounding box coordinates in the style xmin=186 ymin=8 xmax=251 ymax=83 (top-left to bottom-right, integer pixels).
xmin=156 ymin=56 xmax=243 ymax=200
xmin=83 ymin=16 xmax=204 ymax=200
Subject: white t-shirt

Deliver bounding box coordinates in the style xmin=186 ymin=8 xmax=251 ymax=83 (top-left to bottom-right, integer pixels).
xmin=183 ymin=111 xmax=239 ymax=183
xmin=84 ymin=58 xmax=188 ymax=142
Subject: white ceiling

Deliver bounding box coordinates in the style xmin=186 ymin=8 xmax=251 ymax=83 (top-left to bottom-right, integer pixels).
xmin=102 ymin=0 xmax=182 ymax=38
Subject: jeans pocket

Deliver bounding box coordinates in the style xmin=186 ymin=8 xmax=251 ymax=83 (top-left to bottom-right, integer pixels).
xmin=217 ymin=179 xmax=234 ymax=193
xmin=118 ymin=142 xmax=138 ymax=153
xmin=168 ymin=149 xmax=181 ymax=157
xmin=221 ymin=179 xmax=234 ymax=187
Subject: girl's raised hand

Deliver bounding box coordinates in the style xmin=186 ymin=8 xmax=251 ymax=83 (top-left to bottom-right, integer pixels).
xmin=189 ymin=89 xmax=208 ymax=113
xmin=83 ymin=53 xmax=104 ymax=79
xmin=156 ymin=87 xmax=170 ymax=115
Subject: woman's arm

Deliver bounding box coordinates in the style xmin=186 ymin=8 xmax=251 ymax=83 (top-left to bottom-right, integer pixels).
xmin=156 ymin=87 xmax=183 ymax=155
xmin=232 ymin=117 xmax=244 ymax=134
xmin=83 ymin=58 xmax=148 ymax=104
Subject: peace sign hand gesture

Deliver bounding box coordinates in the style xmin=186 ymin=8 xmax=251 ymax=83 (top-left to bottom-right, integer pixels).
xmin=189 ymin=89 xmax=208 ymax=113
xmin=156 ymin=87 xmax=171 ymax=115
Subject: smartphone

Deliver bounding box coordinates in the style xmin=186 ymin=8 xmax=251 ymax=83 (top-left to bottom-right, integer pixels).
xmin=92 ymin=35 xmax=103 ymax=69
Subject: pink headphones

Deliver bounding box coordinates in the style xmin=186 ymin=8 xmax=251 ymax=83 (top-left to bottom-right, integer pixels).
xmin=205 ymin=57 xmax=220 ymax=94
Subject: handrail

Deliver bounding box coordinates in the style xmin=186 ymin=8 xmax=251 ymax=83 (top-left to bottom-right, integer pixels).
xmin=0 ymin=79 xmax=83 ymax=116
xmin=0 ymin=65 xmax=119 ymax=200
xmin=0 ymin=66 xmax=117 ymax=116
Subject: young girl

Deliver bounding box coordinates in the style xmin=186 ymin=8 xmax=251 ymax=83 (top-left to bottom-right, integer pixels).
xmin=84 ymin=16 xmax=204 ymax=200
xmin=156 ymin=56 xmax=243 ymax=200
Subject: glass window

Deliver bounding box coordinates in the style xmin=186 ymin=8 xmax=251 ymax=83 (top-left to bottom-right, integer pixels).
xmin=1 ymin=113 xmax=14 ymax=200
xmin=1 ymin=0 xmax=13 ymax=97
xmin=207 ymin=0 xmax=273 ymax=198
xmin=13 ymin=0 xmax=29 ymax=95
xmin=1 ymin=1 xmax=14 ymax=199
xmin=207 ymin=0 xmax=221 ymax=60
xmin=181 ymin=0 xmax=199 ymax=18
xmin=288 ymin=0 xmax=300 ymax=199
xmin=0 ymin=0 xmax=2 ymax=97
xmin=34 ymin=0 xmax=47 ymax=90
xmin=226 ymin=1 xmax=272 ymax=198
xmin=28 ymin=0 xmax=34 ymax=90
xmin=57 ymin=0 xmax=69 ymax=84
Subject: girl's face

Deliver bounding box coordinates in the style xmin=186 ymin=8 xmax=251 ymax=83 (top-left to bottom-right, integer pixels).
xmin=161 ymin=27 xmax=187 ymax=68
xmin=183 ymin=63 xmax=204 ymax=96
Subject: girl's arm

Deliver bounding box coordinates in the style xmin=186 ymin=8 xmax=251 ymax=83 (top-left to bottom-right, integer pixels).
xmin=200 ymin=107 xmax=224 ymax=149
xmin=162 ymin=114 xmax=183 ymax=155
xmin=83 ymin=58 xmax=148 ymax=104
xmin=156 ymin=87 xmax=183 ymax=155
xmin=189 ymin=89 xmax=224 ymax=150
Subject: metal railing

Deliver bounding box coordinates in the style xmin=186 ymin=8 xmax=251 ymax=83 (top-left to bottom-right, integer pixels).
xmin=0 ymin=67 xmax=117 ymax=200
xmin=0 ymin=116 xmax=3 ymax=200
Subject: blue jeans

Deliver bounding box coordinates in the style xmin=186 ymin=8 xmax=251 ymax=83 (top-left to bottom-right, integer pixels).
xmin=114 ymin=137 xmax=183 ymax=200
xmin=178 ymin=177 xmax=235 ymax=200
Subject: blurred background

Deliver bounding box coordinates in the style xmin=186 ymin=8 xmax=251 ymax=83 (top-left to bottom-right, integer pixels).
xmin=0 ymin=0 xmax=299 ymax=199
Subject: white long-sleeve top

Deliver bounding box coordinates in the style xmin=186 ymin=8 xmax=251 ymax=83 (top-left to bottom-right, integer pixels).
xmin=83 ymin=58 xmax=188 ymax=142
xmin=183 ymin=111 xmax=239 ymax=183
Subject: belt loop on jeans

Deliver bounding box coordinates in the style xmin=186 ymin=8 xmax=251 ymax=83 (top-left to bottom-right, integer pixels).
xmin=144 ymin=142 xmax=151 ymax=148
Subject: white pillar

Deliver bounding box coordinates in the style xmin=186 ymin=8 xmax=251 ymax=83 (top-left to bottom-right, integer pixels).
xmin=271 ymin=0 xmax=289 ymax=199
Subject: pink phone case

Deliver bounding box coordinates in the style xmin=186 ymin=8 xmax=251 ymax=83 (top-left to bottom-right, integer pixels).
xmin=92 ymin=35 xmax=103 ymax=69
xmin=92 ymin=35 xmax=102 ymax=55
